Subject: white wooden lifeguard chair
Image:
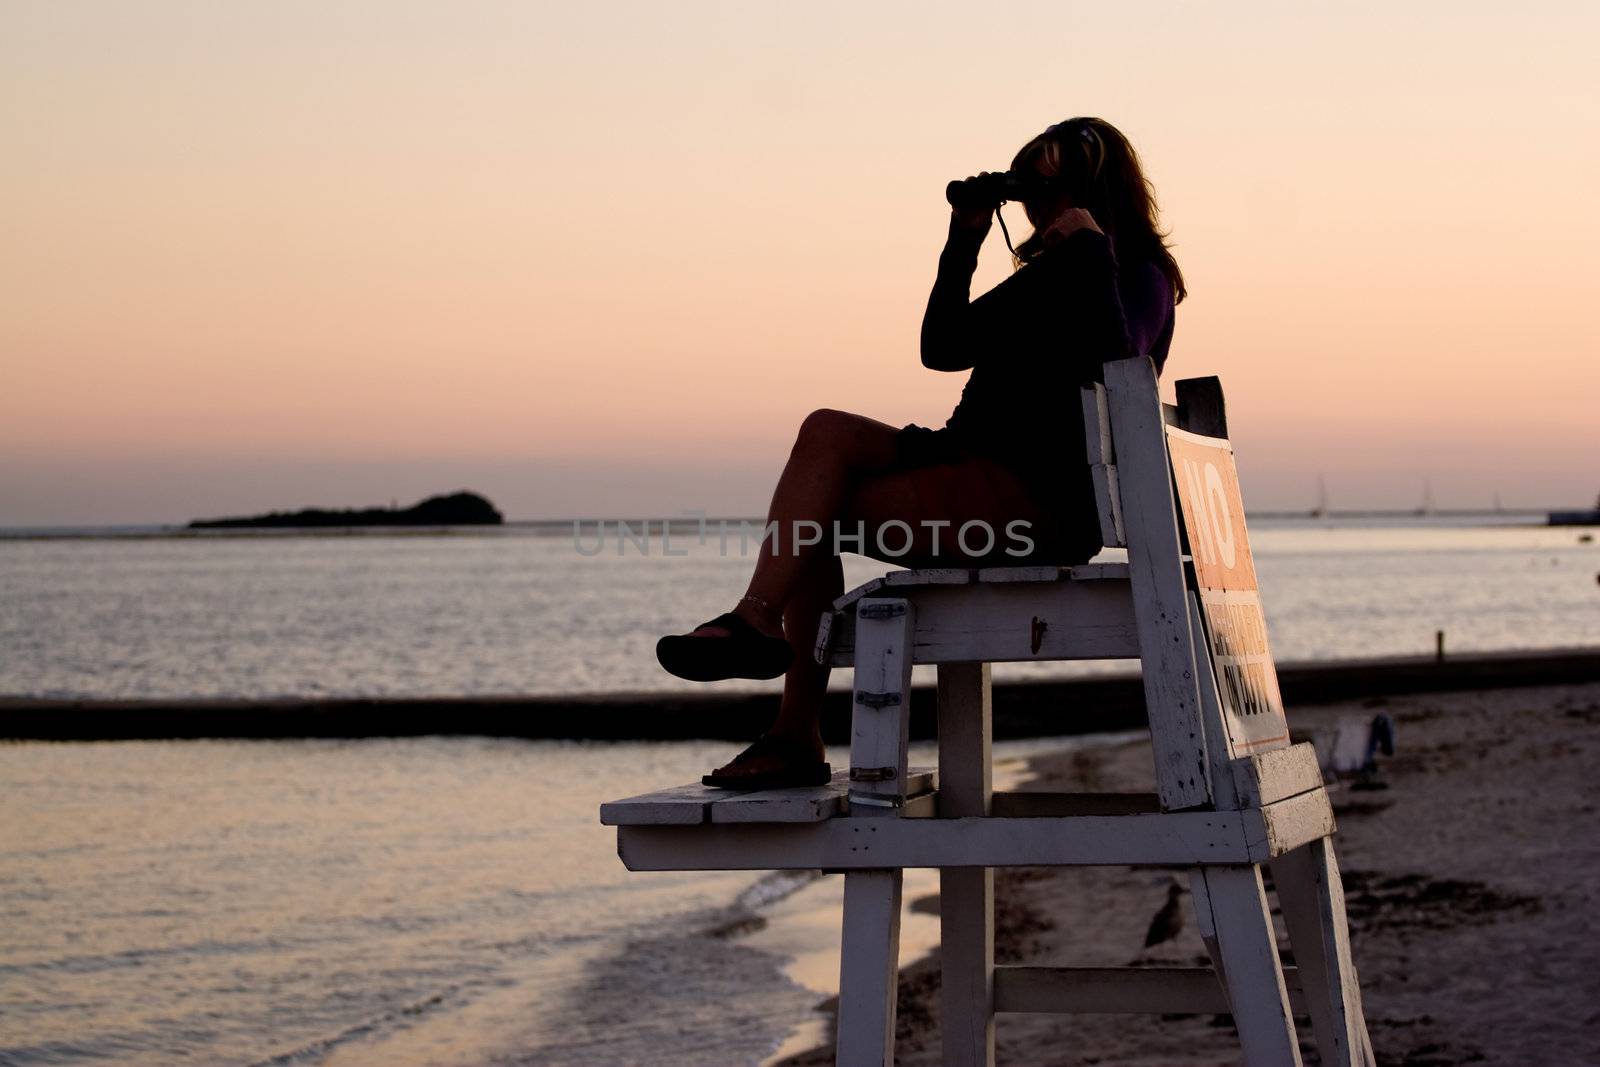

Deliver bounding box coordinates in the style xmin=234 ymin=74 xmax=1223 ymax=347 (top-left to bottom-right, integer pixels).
xmin=602 ymin=356 xmax=1375 ymax=1066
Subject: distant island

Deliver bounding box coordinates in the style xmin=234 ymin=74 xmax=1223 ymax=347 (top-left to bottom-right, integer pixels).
xmin=188 ymin=491 xmax=504 ymax=529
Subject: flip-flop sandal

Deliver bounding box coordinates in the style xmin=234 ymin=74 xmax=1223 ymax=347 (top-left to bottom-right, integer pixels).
xmin=656 ymin=611 xmax=794 ymax=682
xmin=702 ymin=733 xmax=832 ymax=790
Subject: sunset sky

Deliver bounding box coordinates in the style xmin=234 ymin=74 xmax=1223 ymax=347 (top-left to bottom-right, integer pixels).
xmin=4 ymin=1 xmax=1597 ymax=524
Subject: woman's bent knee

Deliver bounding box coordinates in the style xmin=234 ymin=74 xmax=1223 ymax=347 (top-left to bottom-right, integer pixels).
xmin=796 ymin=408 xmax=853 ymax=445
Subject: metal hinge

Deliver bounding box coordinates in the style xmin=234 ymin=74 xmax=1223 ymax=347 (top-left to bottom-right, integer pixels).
xmin=854 ymin=690 xmax=902 ymax=709
xmin=850 ymin=766 xmax=897 ymax=782
xmin=858 ymin=601 xmax=907 ymax=620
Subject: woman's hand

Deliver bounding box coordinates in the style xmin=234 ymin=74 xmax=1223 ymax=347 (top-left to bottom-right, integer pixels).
xmin=946 ymin=172 xmax=998 ymax=240
xmin=1037 ymin=207 xmax=1102 ymax=249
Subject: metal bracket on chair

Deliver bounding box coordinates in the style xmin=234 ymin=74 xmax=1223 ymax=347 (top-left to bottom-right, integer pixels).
xmin=850 ymin=766 xmax=897 ymax=782
xmin=858 ymin=602 xmax=907 ymax=620
xmin=854 ymin=691 xmax=902 ymax=709
xmin=847 ymin=792 xmax=902 ymax=809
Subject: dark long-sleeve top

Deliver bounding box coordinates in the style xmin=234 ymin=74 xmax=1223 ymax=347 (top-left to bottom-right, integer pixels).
xmin=914 ymin=219 xmax=1175 ymax=526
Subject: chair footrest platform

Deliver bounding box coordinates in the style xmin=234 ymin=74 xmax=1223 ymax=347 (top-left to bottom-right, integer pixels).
xmin=611 ymin=786 xmax=1334 ymax=870
xmin=600 ymin=767 xmax=938 ymax=826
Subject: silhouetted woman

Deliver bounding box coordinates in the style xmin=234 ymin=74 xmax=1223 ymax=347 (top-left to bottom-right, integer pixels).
xmin=657 ymin=117 xmax=1185 ymax=787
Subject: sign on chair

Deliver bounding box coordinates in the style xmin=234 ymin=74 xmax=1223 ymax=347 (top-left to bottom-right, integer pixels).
xmin=1168 ymin=427 xmax=1291 ymax=759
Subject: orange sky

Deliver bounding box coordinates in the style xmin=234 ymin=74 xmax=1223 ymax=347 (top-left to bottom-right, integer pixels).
xmin=4 ymin=2 xmax=1597 ymax=523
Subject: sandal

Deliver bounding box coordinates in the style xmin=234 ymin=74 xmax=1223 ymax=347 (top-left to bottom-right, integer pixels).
xmin=702 ymin=733 xmax=832 ymax=790
xmin=656 ymin=611 xmax=794 ymax=682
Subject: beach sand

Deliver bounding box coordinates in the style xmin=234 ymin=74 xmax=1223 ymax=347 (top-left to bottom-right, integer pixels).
xmin=775 ymin=680 xmax=1600 ymax=1066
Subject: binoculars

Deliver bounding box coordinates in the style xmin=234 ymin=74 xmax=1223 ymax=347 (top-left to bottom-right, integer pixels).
xmin=944 ymin=170 xmax=1051 ymax=211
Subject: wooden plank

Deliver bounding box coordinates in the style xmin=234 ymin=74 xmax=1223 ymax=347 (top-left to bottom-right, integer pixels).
xmin=1090 ymin=463 xmax=1127 ymax=547
xmin=831 ymin=574 xmax=889 ymax=612
xmin=832 ymin=568 xmax=969 ymax=614
xmin=1069 ymin=562 xmax=1129 ymax=581
xmin=850 ymin=598 xmax=916 ymax=810
xmin=710 ymin=780 xmax=846 ymax=823
xmin=822 ymin=581 xmax=1140 ymax=667
xmin=1271 ymin=837 xmax=1375 ymax=1067
xmin=615 ymin=809 xmax=1260 ymax=871
xmin=937 ymin=663 xmax=995 ymax=1067
xmin=712 ymin=768 xmax=937 ymax=824
xmin=1231 ymin=743 xmax=1325 ymax=809
xmin=971 ymin=563 xmax=1131 ymax=584
xmin=1190 ymin=865 xmax=1303 ymax=1066
xmin=994 ymin=965 xmax=1306 ymax=1015
xmin=1245 ymin=786 xmax=1336 ymax=859
xmin=599 ymin=781 xmax=751 ymax=826
xmin=836 ymin=869 xmax=903 ymax=1066
xmin=1080 ymin=383 xmax=1114 ymax=464
xmin=813 ymin=609 xmax=835 ymax=667
xmin=989 ymin=791 xmax=1160 ymax=817
xmin=885 ymin=567 xmax=971 ymax=587
xmin=606 ymin=769 xmax=935 ymax=826
xmin=833 ymin=563 xmax=1129 ymax=616
xmin=1188 ymin=592 xmax=1242 ymax=810
xmin=1103 ymin=355 xmax=1211 ymax=810
xmin=1175 ymin=376 xmax=1229 ymax=438
xmin=975 ymin=565 xmax=1064 ymax=583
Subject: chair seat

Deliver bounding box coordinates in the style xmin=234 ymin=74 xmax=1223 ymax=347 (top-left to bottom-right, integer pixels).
xmin=828 ymin=561 xmax=1131 ymax=613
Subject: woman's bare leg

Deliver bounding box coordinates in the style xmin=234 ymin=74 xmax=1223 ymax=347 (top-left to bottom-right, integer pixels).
xmin=760 ymin=551 xmax=844 ymax=760
xmin=683 ymin=408 xmax=901 ymax=642
xmin=704 ymin=448 xmax=1066 ymax=781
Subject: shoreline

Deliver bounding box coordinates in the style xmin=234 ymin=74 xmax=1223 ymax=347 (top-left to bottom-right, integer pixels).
xmin=4 ymin=647 xmax=1598 ymax=742
xmin=773 ymin=679 xmax=1600 ymax=1065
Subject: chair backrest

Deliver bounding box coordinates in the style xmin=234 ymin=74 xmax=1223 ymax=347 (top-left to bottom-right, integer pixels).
xmin=1085 ymin=358 xmax=1293 ymax=811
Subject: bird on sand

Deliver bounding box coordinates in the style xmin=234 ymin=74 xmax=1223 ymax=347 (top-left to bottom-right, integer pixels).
xmin=1144 ymin=881 xmax=1187 ymax=949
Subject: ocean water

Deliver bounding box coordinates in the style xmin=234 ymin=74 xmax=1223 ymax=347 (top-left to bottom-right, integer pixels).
xmin=0 ymin=517 xmax=1597 ymax=701
xmin=2 ymin=517 xmax=1598 ymax=1065
xmin=0 ymin=735 xmax=1060 ymax=1067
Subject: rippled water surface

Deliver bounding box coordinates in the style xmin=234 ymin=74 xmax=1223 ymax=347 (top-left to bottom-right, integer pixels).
xmin=2 ymin=517 xmax=1597 ymax=1065
xmin=1 ymin=518 xmax=1596 ymax=700
xmin=0 ymin=736 xmax=1054 ymax=1067
xmin=2 ymin=738 xmax=806 ymax=1066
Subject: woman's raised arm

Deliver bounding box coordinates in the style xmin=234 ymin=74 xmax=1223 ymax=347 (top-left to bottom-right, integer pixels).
xmin=919 ymin=213 xmax=989 ymax=371
xmin=920 ymin=218 xmax=1135 ymax=378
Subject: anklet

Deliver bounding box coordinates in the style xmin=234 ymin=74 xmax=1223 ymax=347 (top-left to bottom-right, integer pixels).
xmin=739 ymin=593 xmax=777 ymax=614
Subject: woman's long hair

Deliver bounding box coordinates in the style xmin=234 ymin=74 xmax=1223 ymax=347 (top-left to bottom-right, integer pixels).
xmin=1010 ymin=117 xmax=1185 ymax=304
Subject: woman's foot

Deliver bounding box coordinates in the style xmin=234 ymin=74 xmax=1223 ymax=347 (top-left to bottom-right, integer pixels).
xmin=686 ymin=600 xmax=783 ymax=641
xmin=656 ymin=602 xmax=793 ymax=681
xmin=702 ymin=731 xmax=830 ymax=789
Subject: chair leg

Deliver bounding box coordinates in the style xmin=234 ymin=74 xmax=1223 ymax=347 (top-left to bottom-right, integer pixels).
xmin=1190 ymin=865 xmax=1304 ymax=1067
xmin=1271 ymin=836 xmax=1376 ymax=1067
xmin=849 ymin=598 xmax=915 ymax=812
xmin=836 ymin=869 xmax=904 ymax=1067
xmin=937 ymin=662 xmax=995 ymax=1067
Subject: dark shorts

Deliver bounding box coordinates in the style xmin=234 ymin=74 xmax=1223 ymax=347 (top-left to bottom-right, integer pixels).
xmin=890 ymin=423 xmax=1102 ymax=565
xmin=894 ymin=423 xmax=979 ymax=469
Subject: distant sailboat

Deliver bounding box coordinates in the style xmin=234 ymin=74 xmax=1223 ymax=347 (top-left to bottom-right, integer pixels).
xmin=1309 ymin=475 xmax=1329 ymax=519
xmin=1415 ymin=479 xmax=1435 ymax=517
